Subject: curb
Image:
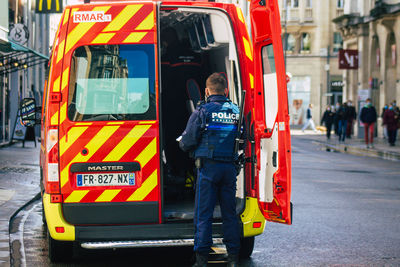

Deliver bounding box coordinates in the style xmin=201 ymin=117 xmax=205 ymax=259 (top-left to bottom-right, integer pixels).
xmin=312 ymin=140 xmax=400 ymax=162
xmin=8 ymin=192 xmax=41 ymax=267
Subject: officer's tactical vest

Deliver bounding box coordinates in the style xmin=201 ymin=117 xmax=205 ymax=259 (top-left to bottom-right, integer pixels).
xmin=194 ymin=97 xmax=240 ymax=161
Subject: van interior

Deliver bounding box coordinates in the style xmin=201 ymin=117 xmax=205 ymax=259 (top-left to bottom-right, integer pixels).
xmin=159 ymin=7 xmax=245 ymax=221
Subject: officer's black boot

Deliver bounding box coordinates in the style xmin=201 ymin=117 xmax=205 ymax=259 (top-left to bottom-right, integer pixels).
xmin=192 ymin=252 xmax=208 ymax=267
xmin=227 ymin=254 xmax=239 ymax=267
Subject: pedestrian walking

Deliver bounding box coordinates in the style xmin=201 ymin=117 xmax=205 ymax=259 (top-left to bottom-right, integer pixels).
xmin=179 ymin=73 xmax=242 ymax=267
xmin=346 ymin=100 xmax=357 ymax=138
xmin=321 ymin=106 xmax=334 ymax=140
xmin=383 ymin=104 xmax=399 ymax=146
xmin=381 ymin=105 xmax=388 ymax=139
xmin=360 ymin=98 xmax=377 ymax=148
xmin=337 ymin=103 xmax=348 ymax=142
xmin=301 ymin=104 xmax=317 ymax=132
xmin=333 ymin=102 xmax=340 ymax=136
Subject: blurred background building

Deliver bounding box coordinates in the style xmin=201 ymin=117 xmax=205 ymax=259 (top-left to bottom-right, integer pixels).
xmin=333 ymin=0 xmax=400 ymax=137
xmin=0 ymin=0 xmax=60 ymax=145
xmin=1 ymin=0 xmax=399 ymax=144
xmin=278 ymin=0 xmax=345 ymax=127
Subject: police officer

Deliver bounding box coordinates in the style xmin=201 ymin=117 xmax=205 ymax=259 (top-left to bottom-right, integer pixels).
xmin=179 ymin=73 xmax=242 ymax=267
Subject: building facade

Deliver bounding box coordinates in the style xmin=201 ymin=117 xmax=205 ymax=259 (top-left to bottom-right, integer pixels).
xmin=0 ymin=0 xmax=50 ymax=146
xmin=278 ymin=0 xmax=345 ymax=126
xmin=333 ymin=0 xmax=400 ymax=137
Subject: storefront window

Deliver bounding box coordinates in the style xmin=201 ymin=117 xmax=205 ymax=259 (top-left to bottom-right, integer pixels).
xmin=288 ymin=76 xmax=311 ymax=126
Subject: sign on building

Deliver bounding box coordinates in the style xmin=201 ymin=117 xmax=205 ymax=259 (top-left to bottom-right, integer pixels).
xmin=36 ymin=0 xmax=63 ymax=13
xmin=338 ymin=49 xmax=359 ymax=69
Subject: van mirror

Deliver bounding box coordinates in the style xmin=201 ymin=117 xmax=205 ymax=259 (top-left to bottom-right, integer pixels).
xmin=20 ymin=98 xmax=37 ymax=127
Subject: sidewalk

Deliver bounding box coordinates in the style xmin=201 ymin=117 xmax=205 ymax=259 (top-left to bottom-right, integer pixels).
xmin=0 ymin=141 xmax=40 ymax=266
xmin=292 ymin=129 xmax=400 ymax=161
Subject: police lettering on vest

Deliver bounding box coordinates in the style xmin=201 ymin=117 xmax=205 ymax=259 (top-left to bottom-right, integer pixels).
xmin=194 ymin=96 xmax=240 ymax=161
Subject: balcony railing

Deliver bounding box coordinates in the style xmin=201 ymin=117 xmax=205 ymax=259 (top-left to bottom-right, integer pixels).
xmin=304 ymin=8 xmax=313 ymax=22
xmin=288 ymin=8 xmax=300 ymax=21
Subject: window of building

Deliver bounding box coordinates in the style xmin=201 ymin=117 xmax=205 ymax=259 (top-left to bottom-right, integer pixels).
xmin=301 ymin=33 xmax=311 ymax=52
xmin=285 ymin=33 xmax=296 ymax=53
xmin=333 ymin=32 xmax=343 ymax=53
xmin=287 ymin=0 xmax=299 ymax=8
xmin=337 ymin=0 xmax=344 ymax=8
xmin=306 ymin=0 xmax=312 ymax=8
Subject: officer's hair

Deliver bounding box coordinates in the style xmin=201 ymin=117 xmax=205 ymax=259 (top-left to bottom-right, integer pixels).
xmin=206 ymin=73 xmax=227 ymax=94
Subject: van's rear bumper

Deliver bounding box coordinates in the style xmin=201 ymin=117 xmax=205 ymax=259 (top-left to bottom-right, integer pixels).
xmin=75 ymin=222 xmax=224 ymax=241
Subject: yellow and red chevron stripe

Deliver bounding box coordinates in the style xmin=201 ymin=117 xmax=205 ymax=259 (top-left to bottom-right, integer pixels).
xmin=51 ymin=2 xmax=159 ymax=204
xmin=60 ymin=122 xmax=160 ymax=203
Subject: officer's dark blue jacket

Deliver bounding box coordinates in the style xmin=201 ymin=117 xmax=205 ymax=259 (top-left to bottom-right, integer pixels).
xmin=179 ymin=95 xmax=243 ymax=162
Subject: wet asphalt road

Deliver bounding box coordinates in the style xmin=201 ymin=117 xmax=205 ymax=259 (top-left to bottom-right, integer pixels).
xmin=10 ymin=136 xmax=400 ymax=266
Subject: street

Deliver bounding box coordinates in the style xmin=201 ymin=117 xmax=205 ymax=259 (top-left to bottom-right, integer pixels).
xmin=4 ymin=135 xmax=400 ymax=266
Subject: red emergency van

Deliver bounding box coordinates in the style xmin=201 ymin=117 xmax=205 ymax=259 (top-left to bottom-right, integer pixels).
xmin=21 ymin=0 xmax=292 ymax=262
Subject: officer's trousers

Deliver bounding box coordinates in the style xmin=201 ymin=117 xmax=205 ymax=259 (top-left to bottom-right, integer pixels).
xmin=194 ymin=159 xmax=240 ymax=255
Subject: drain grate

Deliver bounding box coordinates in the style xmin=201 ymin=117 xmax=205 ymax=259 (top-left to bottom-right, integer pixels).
xmin=0 ymin=166 xmax=37 ymax=174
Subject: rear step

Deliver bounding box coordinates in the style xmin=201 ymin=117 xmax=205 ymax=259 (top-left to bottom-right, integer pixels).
xmin=81 ymin=238 xmax=224 ymax=249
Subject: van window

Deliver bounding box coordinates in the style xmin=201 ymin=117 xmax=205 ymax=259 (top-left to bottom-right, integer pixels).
xmin=68 ymin=44 xmax=156 ymax=121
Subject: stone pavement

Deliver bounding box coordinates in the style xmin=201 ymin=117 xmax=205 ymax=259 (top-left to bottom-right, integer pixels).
xmin=0 ymin=141 xmax=40 ymax=267
xmin=292 ymin=129 xmax=400 ymax=161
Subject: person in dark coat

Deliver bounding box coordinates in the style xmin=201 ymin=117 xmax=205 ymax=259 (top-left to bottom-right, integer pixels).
xmin=337 ymin=103 xmax=349 ymax=142
xmin=360 ymin=98 xmax=377 ymax=148
xmin=321 ymin=106 xmax=334 ymax=140
xmin=179 ymin=73 xmax=242 ymax=267
xmin=383 ymin=104 xmax=399 ymax=146
xmin=345 ymin=100 xmax=357 ymax=138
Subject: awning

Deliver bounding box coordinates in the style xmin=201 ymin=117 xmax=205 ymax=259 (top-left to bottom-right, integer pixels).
xmin=0 ymin=40 xmax=49 ymax=75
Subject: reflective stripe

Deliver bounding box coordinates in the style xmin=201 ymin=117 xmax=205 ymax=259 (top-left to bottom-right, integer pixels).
xmin=52 ymin=75 xmax=60 ymax=92
xmin=59 ymin=102 xmax=67 ymax=124
xmin=135 ymin=11 xmax=154 ymax=30
xmin=123 ymin=32 xmax=147 ymax=43
xmin=60 ymin=125 xmax=120 ymax=187
xmin=56 ymin=40 xmax=65 ymax=64
xmin=64 ymin=190 xmax=89 ymax=203
xmin=127 ymin=169 xmax=157 ymax=201
xmin=95 ymin=189 xmax=121 ymax=202
xmin=61 ymin=67 xmax=69 ymax=91
xmin=63 ymin=8 xmax=70 ymax=25
xmin=236 ymin=6 xmax=245 ymax=24
xmin=135 ymin=138 xmax=157 ymax=168
xmin=91 ymin=33 xmax=115 ymax=44
xmin=242 ymin=37 xmax=253 ymax=61
xmin=59 ymin=126 xmax=90 ymax=156
xmin=50 ymin=111 xmax=59 ymax=125
xmin=103 ymin=5 xmax=143 ymax=32
xmin=249 ymin=73 xmax=254 ymax=89
xmin=104 ymin=124 xmax=152 ymax=162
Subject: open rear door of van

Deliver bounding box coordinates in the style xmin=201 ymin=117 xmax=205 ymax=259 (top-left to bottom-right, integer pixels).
xmin=250 ymin=0 xmax=292 ymax=224
xmin=57 ymin=2 xmax=161 ymax=226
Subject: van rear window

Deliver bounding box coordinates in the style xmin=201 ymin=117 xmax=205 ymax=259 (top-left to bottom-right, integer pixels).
xmin=68 ymin=44 xmax=156 ymax=121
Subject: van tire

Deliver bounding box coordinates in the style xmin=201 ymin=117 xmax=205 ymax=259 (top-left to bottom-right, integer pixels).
xmin=48 ymin=232 xmax=73 ymax=262
xmin=239 ymin=236 xmax=255 ymax=259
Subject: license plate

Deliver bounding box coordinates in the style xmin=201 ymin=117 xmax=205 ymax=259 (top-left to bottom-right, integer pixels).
xmin=76 ymin=173 xmax=135 ymax=187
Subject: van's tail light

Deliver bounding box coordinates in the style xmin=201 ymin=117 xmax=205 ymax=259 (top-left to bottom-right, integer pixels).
xmin=46 ymin=128 xmax=60 ymax=194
